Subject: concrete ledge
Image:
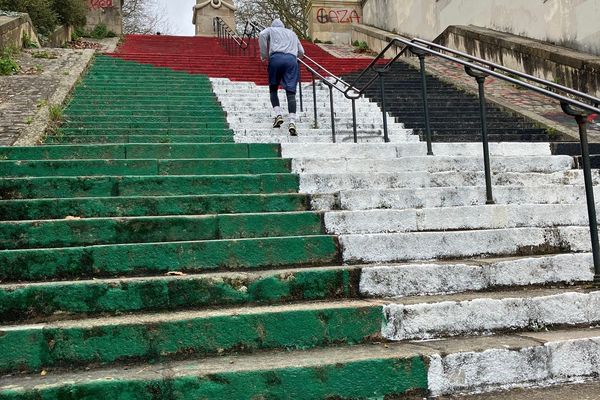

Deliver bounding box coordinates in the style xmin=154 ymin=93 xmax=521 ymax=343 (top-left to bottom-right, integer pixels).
xmin=0 ymin=13 xmax=39 ymax=49
xmin=12 ymin=49 xmax=95 ymax=146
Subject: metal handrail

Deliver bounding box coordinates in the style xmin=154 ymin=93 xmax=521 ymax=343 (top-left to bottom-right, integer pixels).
xmin=413 ymin=38 xmax=600 ymax=107
xmin=213 ymin=17 xmax=600 ymax=283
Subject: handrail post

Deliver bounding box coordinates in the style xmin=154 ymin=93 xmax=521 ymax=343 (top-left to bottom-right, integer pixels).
xmin=329 ymin=85 xmax=336 ymax=143
xmin=561 ymin=102 xmax=600 ymax=283
xmin=378 ymin=72 xmax=390 ymax=143
xmin=465 ymin=66 xmax=494 ymax=205
xmin=352 ymin=98 xmax=358 ymax=143
xmin=312 ymin=73 xmax=318 ymax=128
xmin=410 ymin=47 xmax=433 ymax=155
xmin=298 ymin=62 xmax=304 ymax=112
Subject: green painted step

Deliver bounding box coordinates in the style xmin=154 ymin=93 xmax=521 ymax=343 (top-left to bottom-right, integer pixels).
xmin=0 ymin=343 xmax=428 ymax=400
xmin=0 ymin=266 xmax=359 ymax=322
xmin=62 ymin=121 xmax=230 ymax=129
xmin=0 ymin=174 xmax=298 ymax=199
xmin=0 ymin=301 xmax=381 ymax=373
xmin=56 ymin=128 xmax=234 ymax=135
xmin=0 ymin=144 xmax=279 ymax=160
xmin=0 ymin=158 xmax=291 ymax=177
xmin=0 ymin=235 xmax=340 ymax=281
xmin=0 ymin=193 xmax=310 ymax=221
xmin=65 ymin=116 xmax=228 ymax=124
xmin=44 ymin=135 xmax=235 ymax=144
xmin=64 ymin=110 xmax=226 ymax=117
xmin=0 ymin=212 xmax=324 ymax=249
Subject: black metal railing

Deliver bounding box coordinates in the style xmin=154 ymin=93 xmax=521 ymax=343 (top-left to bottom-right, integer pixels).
xmin=213 ymin=17 xmax=600 ymax=283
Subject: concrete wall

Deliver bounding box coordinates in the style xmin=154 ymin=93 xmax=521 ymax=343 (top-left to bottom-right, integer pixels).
xmin=47 ymin=25 xmax=74 ymax=47
xmin=0 ymin=14 xmax=39 ymax=49
xmin=362 ymin=0 xmax=600 ymax=56
xmin=193 ymin=0 xmax=236 ymax=36
xmin=309 ymin=0 xmax=362 ymax=44
xmin=85 ymin=0 xmax=123 ymax=35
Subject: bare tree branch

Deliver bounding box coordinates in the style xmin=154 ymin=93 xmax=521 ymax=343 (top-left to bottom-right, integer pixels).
xmin=234 ymin=0 xmax=312 ymax=39
xmin=122 ymin=0 xmax=174 ymax=35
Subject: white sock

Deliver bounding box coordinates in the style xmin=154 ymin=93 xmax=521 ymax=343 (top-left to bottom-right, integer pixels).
xmin=273 ymin=106 xmax=283 ymax=116
xmin=289 ymin=113 xmax=296 ymax=123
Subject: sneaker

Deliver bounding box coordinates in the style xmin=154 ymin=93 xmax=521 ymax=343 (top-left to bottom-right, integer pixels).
xmin=289 ymin=122 xmax=297 ymax=136
xmin=272 ymin=115 xmax=284 ymax=128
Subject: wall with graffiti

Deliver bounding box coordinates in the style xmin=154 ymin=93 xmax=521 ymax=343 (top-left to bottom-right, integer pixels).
xmin=362 ymin=0 xmax=600 ymax=56
xmin=309 ymin=0 xmax=363 ymax=43
xmin=85 ymin=0 xmax=122 ymax=34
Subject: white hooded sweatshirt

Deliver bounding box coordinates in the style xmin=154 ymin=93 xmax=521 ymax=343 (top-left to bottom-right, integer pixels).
xmin=259 ymin=19 xmax=305 ymax=60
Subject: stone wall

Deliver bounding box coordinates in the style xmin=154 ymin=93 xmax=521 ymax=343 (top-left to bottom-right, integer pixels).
xmin=309 ymin=0 xmax=362 ymax=44
xmin=0 ymin=14 xmax=39 ymax=49
xmin=85 ymin=0 xmax=123 ymax=35
xmin=362 ymin=0 xmax=600 ymax=56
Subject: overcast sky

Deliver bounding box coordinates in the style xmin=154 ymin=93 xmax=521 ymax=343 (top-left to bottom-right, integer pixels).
xmin=156 ymin=0 xmax=196 ymax=36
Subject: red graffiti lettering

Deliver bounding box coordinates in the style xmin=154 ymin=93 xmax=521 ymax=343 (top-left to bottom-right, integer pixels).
xmin=89 ymin=0 xmax=113 ymax=9
xmin=316 ymin=8 xmax=360 ymax=24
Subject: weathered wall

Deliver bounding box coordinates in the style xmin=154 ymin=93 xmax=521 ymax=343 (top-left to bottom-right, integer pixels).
xmin=193 ymin=0 xmax=236 ymax=36
xmin=47 ymin=25 xmax=74 ymax=47
xmin=85 ymin=0 xmax=123 ymax=35
xmin=362 ymin=0 xmax=600 ymax=56
xmin=0 ymin=14 xmax=39 ymax=49
xmin=309 ymin=0 xmax=362 ymax=44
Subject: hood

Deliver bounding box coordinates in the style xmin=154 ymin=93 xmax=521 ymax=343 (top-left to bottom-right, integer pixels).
xmin=271 ymin=19 xmax=284 ymax=28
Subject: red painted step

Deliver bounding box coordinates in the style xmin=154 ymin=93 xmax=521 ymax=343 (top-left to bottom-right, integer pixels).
xmin=108 ymin=35 xmax=378 ymax=85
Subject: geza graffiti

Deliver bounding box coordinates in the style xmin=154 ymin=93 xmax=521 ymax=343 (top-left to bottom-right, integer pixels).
xmin=316 ymin=8 xmax=360 ymax=24
xmin=89 ymin=0 xmax=113 ymax=9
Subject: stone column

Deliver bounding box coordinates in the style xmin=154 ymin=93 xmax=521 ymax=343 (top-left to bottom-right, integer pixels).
xmin=85 ymin=0 xmax=123 ymax=35
xmin=308 ymin=0 xmax=363 ymax=44
xmin=192 ymin=0 xmax=236 ymax=37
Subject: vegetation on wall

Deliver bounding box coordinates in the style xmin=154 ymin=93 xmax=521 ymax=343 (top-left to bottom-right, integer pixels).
xmin=0 ymin=0 xmax=86 ymax=35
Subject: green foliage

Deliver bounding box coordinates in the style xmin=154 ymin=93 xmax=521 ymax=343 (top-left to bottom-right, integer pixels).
xmin=48 ymin=104 xmax=63 ymax=122
xmin=0 ymin=0 xmax=86 ymax=37
xmin=22 ymin=33 xmax=38 ymax=48
xmin=32 ymin=50 xmax=58 ymax=59
xmin=0 ymin=47 xmax=19 ymax=75
xmin=52 ymin=0 xmax=86 ymax=26
xmin=87 ymin=23 xmax=118 ymax=39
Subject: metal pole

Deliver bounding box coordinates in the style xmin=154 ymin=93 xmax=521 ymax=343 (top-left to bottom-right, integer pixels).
xmin=298 ymin=62 xmax=304 ymax=112
xmin=379 ymin=73 xmax=390 ymax=143
xmin=418 ymin=54 xmax=433 ymax=155
xmin=561 ymin=101 xmax=600 ymax=283
xmin=476 ymin=76 xmax=494 ymax=205
xmin=352 ymin=98 xmax=358 ymax=143
xmin=312 ymin=73 xmax=318 ymax=128
xmin=329 ymin=85 xmax=336 ymax=143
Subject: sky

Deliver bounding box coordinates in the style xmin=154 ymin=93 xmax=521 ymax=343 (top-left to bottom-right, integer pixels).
xmin=156 ymin=0 xmax=197 ymax=36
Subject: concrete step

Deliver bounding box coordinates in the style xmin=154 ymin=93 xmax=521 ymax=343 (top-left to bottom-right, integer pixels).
xmin=45 ymin=135 xmax=235 ymax=144
xmin=0 ymin=235 xmax=340 ymax=282
xmin=335 ymin=185 xmax=597 ymax=211
xmin=339 ymin=225 xmax=589 ymax=263
xmin=0 ymin=193 xmax=310 ymax=221
xmin=0 ymin=173 xmax=299 ymax=199
xmin=0 ymin=144 xmax=280 ymax=160
xmin=280 ymin=142 xmax=554 ymax=158
xmin=360 ymin=253 xmax=593 ymax=298
xmin=1 ymin=327 xmax=599 ymax=398
xmin=382 ymin=287 xmax=600 ymax=341
xmin=0 ymin=300 xmax=381 ymax=373
xmin=298 ymin=170 xmax=594 ymax=194
xmin=291 ymin=156 xmax=573 ymax=174
xmin=233 ymin=133 xmax=414 ymax=144
xmin=0 ymin=211 xmax=324 ymax=250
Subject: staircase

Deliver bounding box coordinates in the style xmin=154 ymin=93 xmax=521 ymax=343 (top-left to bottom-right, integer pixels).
xmin=1 ymin=35 xmax=600 ymax=399
xmin=345 ymin=62 xmax=553 ymax=142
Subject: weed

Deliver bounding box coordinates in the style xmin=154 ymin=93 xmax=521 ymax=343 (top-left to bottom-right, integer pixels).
xmin=37 ymin=99 xmax=49 ymax=108
xmin=49 ymin=104 xmax=63 ymax=122
xmin=22 ymin=33 xmax=38 ymax=48
xmin=88 ymin=24 xmax=117 ymax=39
xmin=0 ymin=47 xmax=19 ymax=75
xmin=63 ymin=70 xmax=69 ymax=75
xmin=34 ymin=64 xmax=44 ymax=73
xmin=32 ymin=50 xmax=58 ymax=59
xmin=24 ymin=116 xmax=34 ymax=124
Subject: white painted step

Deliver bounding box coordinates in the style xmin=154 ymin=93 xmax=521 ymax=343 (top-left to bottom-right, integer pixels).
xmin=335 ymin=185 xmax=597 ymax=211
xmin=291 ymin=156 xmax=573 ymax=174
xmin=234 ymin=134 xmax=414 ymax=144
xmin=281 ymin=142 xmax=554 ymax=158
xmin=325 ymin=204 xmax=593 ymax=235
xmin=360 ymin=253 xmax=593 ymax=298
xmin=381 ymin=287 xmax=600 ymax=341
xmin=339 ymin=225 xmax=590 ymax=263
xmin=299 ymin=170 xmax=595 ymax=194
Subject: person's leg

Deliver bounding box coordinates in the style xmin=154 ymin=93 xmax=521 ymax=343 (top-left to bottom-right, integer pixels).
xmin=286 ymin=90 xmax=297 ymax=123
xmin=270 ymin=84 xmax=283 ymax=116
xmin=268 ymin=54 xmax=284 ymax=127
xmin=280 ymin=55 xmax=299 ymax=135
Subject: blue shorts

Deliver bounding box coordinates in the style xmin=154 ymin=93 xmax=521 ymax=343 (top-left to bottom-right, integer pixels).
xmin=268 ymin=53 xmax=299 ymax=93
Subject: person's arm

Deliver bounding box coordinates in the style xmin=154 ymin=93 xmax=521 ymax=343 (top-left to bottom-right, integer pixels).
xmin=259 ymin=29 xmax=270 ymax=61
xmin=297 ymin=39 xmax=305 ymax=58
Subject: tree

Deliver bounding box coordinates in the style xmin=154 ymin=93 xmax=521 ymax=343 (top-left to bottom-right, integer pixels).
xmin=234 ymin=0 xmax=312 ymax=39
xmin=122 ymin=0 xmax=174 ymax=34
